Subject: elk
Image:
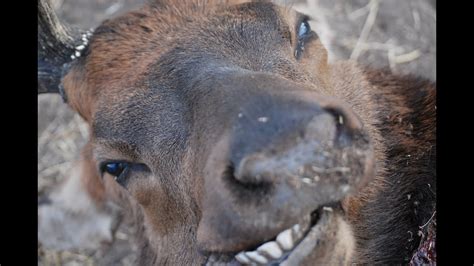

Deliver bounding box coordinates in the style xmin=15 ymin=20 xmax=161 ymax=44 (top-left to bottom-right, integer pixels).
xmin=38 ymin=0 xmax=436 ymax=264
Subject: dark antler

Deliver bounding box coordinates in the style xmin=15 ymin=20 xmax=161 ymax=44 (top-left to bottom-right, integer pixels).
xmin=38 ymin=0 xmax=82 ymax=99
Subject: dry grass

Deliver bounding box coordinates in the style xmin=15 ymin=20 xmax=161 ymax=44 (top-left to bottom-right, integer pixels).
xmin=38 ymin=96 xmax=88 ymax=185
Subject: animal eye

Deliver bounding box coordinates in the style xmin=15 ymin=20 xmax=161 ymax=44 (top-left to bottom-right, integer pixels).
xmin=295 ymin=19 xmax=312 ymax=59
xmin=103 ymin=162 xmax=128 ymax=179
xmin=99 ymin=161 xmax=150 ymax=187
xmin=298 ymin=20 xmax=310 ymax=38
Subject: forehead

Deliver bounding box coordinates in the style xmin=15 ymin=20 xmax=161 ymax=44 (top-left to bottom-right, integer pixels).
xmin=84 ymin=1 xmax=299 ymax=91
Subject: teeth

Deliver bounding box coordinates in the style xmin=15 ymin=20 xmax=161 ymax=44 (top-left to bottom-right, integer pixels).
xmin=234 ymin=223 xmax=304 ymax=264
xmin=256 ymin=241 xmax=283 ymax=259
xmin=235 ymin=252 xmax=251 ymax=264
xmin=245 ymin=251 xmax=268 ymax=264
xmin=292 ymin=224 xmax=301 ymax=233
xmin=292 ymin=224 xmax=303 ymax=240
xmin=276 ymin=228 xmax=294 ymax=251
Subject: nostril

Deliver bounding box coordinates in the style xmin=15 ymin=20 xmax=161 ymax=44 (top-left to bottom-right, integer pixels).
xmin=323 ymin=104 xmax=363 ymax=133
xmin=223 ymin=163 xmax=236 ymax=181
xmin=325 ymin=108 xmax=348 ymax=140
xmin=228 ymin=154 xmax=276 ymax=190
xmin=223 ymin=162 xmax=272 ymax=196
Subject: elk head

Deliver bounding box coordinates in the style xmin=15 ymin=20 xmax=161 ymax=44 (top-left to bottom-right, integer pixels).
xmin=39 ymin=0 xmax=381 ymax=264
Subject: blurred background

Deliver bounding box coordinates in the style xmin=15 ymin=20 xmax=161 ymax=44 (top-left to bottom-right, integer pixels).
xmin=38 ymin=0 xmax=435 ymax=264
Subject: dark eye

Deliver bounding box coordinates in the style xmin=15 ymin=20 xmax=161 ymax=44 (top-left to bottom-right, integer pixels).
xmin=103 ymin=162 xmax=128 ymax=180
xmin=298 ymin=20 xmax=310 ymax=38
xmin=295 ymin=18 xmax=314 ymax=59
xmin=99 ymin=161 xmax=150 ymax=187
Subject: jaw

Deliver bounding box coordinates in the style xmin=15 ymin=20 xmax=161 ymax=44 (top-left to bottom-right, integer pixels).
xmin=282 ymin=208 xmax=355 ymax=265
xmin=203 ymin=206 xmax=355 ymax=265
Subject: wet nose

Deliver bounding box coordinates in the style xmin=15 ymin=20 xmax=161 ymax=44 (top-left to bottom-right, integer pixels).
xmin=230 ymin=98 xmax=364 ymax=186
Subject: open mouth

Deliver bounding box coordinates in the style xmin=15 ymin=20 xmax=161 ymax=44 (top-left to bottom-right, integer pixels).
xmin=205 ymin=205 xmax=335 ymax=265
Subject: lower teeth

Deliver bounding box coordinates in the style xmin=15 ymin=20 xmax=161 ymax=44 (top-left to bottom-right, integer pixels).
xmin=235 ymin=212 xmax=319 ymax=265
xmin=209 ymin=208 xmax=324 ymax=265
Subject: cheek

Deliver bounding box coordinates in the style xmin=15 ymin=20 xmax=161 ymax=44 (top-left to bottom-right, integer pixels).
xmin=126 ymin=178 xmax=159 ymax=206
xmin=127 ymin=176 xmax=194 ymax=235
xmin=299 ymin=40 xmax=330 ymax=87
xmin=126 ymin=176 xmax=182 ymax=216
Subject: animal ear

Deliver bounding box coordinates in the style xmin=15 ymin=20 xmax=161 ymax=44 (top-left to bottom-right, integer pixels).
xmin=38 ymin=0 xmax=88 ymax=102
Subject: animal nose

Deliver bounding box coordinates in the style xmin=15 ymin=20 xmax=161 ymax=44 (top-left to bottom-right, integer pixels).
xmin=231 ymin=101 xmax=364 ymax=186
xmin=198 ymin=95 xmax=374 ymax=252
xmin=198 ymin=73 xmax=375 ymax=253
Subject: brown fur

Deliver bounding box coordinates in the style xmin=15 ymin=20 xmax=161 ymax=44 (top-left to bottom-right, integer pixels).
xmin=44 ymin=0 xmax=436 ymax=264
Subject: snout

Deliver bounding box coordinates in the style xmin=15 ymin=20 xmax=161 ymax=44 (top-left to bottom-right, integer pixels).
xmin=233 ymin=99 xmax=364 ymax=187
xmin=194 ymin=71 xmax=374 ymax=263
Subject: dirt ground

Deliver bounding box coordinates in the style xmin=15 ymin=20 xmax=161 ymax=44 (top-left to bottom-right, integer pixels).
xmin=38 ymin=0 xmax=436 ymax=265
